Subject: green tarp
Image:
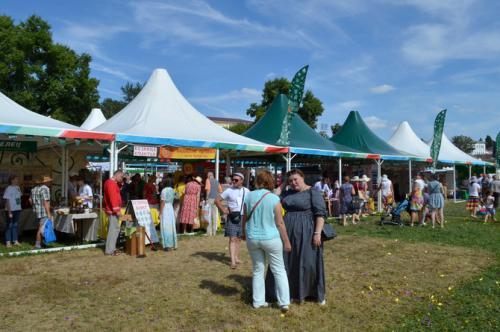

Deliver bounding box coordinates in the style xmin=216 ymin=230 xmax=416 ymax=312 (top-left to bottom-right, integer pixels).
xmin=244 ymin=94 xmax=358 ymax=156
xmin=330 ymin=111 xmax=409 ymax=158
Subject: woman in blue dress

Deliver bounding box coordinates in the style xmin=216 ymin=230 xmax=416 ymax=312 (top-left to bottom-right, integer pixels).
xmin=428 ymin=173 xmax=445 ymax=229
xmin=160 ymin=178 xmax=177 ymax=250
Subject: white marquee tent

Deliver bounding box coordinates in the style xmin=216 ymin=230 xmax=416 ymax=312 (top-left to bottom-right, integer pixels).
xmin=388 ymin=121 xmax=432 ymax=161
xmin=81 ymin=108 xmax=106 ymax=130
xmin=429 ymin=133 xmax=487 ymax=166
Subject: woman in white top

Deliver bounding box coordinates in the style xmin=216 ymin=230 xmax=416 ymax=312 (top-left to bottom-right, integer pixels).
xmin=466 ymin=176 xmax=481 ymax=218
xmin=77 ymin=177 xmax=94 ymax=209
xmin=3 ymin=175 xmax=22 ymax=247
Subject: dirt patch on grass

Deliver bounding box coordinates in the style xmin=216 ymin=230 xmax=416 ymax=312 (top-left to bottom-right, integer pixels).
xmin=0 ymin=235 xmax=493 ymax=331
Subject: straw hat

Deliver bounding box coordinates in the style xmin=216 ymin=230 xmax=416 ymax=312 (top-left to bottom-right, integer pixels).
xmin=361 ymin=175 xmax=371 ymax=182
xmin=195 ymin=176 xmax=203 ymax=184
xmin=351 ymin=176 xmax=360 ymax=182
xmin=38 ymin=175 xmax=53 ymax=184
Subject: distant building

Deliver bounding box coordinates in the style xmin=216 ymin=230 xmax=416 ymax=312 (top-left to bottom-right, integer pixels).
xmin=472 ymin=139 xmax=486 ymax=156
xmin=207 ymin=116 xmax=253 ymax=129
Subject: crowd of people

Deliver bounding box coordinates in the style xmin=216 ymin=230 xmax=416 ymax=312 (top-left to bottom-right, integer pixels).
xmin=466 ymin=173 xmax=499 ymax=223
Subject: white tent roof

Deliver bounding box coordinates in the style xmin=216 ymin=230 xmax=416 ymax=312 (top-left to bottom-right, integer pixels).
xmin=429 ymin=133 xmax=486 ymax=165
xmin=388 ymin=121 xmax=431 ymax=160
xmin=95 ymin=68 xmax=284 ymax=152
xmin=81 ymin=108 xmax=106 ymax=130
xmin=0 ymin=91 xmax=113 ymax=140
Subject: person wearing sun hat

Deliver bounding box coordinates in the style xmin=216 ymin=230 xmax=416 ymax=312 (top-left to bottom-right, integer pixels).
xmin=30 ymin=175 xmax=53 ymax=249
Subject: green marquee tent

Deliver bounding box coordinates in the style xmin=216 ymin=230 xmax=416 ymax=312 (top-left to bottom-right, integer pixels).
xmin=244 ymin=94 xmax=366 ymax=158
xmin=330 ymin=111 xmax=412 ymax=160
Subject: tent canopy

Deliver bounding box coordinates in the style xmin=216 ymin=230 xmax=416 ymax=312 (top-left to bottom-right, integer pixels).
xmin=95 ymin=68 xmax=286 ymax=153
xmin=81 ymin=108 xmax=106 ymax=130
xmin=244 ymin=94 xmax=364 ymax=157
xmin=388 ymin=121 xmax=432 ymax=161
xmin=330 ymin=111 xmax=411 ymax=160
xmin=430 ymin=133 xmax=489 ymax=165
xmin=0 ymin=91 xmax=114 ymax=140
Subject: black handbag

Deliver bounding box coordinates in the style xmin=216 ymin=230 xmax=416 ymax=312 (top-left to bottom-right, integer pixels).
xmin=229 ymin=189 xmax=246 ymax=224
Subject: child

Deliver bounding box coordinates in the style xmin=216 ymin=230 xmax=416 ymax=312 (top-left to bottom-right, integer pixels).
xmin=484 ymin=190 xmax=496 ymax=223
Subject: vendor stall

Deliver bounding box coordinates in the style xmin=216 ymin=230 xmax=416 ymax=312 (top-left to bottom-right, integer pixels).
xmin=54 ymin=212 xmax=99 ymax=242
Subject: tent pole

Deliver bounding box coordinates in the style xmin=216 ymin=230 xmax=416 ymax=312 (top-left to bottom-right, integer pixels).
xmin=61 ymin=144 xmax=67 ymax=204
xmin=377 ymin=160 xmax=383 ymax=213
xmin=408 ymin=159 xmax=412 ymax=193
xmin=215 ymin=149 xmax=220 ymax=181
xmin=453 ymin=164 xmax=457 ymax=203
xmin=483 ymin=165 xmax=486 ymax=174
xmin=468 ymin=165 xmax=472 ymax=179
xmin=108 ymin=141 xmax=116 ymax=178
xmin=338 ymin=157 xmax=342 ymax=185
xmin=285 ymin=152 xmax=291 ymax=172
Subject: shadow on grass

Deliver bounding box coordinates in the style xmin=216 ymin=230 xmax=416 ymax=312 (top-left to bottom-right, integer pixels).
xmin=227 ymin=274 xmax=252 ymax=304
xmin=199 ymin=279 xmax=239 ymax=296
xmin=191 ymin=251 xmax=230 ymax=264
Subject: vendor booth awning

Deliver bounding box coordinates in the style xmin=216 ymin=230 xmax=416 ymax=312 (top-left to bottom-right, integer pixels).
xmin=429 ymin=133 xmax=490 ymax=166
xmin=388 ymin=121 xmax=432 ymax=162
xmin=0 ymin=91 xmax=114 ymax=141
xmin=330 ymin=111 xmax=412 ymax=160
xmin=94 ymin=68 xmax=287 ymax=153
xmin=243 ymin=94 xmax=365 ymax=157
xmin=81 ymin=108 xmax=106 ymax=130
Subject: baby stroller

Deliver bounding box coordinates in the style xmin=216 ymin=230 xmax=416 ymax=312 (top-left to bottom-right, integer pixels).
xmin=380 ymin=197 xmax=410 ymax=226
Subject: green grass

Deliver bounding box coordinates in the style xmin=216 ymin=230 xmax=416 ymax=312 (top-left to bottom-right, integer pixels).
xmin=331 ymin=201 xmax=500 ymax=331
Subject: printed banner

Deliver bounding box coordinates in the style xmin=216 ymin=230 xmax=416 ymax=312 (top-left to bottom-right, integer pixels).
xmin=0 ymin=140 xmax=37 ymax=152
xmin=430 ymin=109 xmax=447 ymax=169
xmin=133 ymin=145 xmax=158 ymax=157
xmin=159 ymin=147 xmax=216 ymax=160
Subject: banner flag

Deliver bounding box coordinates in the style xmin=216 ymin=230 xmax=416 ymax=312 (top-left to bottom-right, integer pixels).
xmin=496 ymin=132 xmax=500 ymax=168
xmin=430 ymin=109 xmax=447 ymax=169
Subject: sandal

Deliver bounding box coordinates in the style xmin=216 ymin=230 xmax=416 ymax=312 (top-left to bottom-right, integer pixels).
xmin=230 ymin=264 xmax=237 ymax=269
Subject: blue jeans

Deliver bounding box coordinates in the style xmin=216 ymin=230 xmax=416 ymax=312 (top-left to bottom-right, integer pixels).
xmin=4 ymin=210 xmax=20 ymax=243
xmin=247 ymin=237 xmax=290 ymax=307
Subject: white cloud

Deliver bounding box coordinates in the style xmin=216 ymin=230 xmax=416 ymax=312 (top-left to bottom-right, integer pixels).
xmin=190 ymin=88 xmax=260 ymax=104
xmin=130 ymin=0 xmax=319 ymax=49
xmin=92 ymin=63 xmax=138 ymax=82
xmin=364 ymin=115 xmax=387 ymax=130
xmin=333 ymin=100 xmax=362 ymax=112
xmin=370 ymin=84 xmax=395 ymax=94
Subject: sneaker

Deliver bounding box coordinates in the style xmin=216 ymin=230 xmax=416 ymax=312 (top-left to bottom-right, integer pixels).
xmin=280 ymin=305 xmax=289 ymax=313
xmin=319 ymin=300 xmax=326 ymax=306
xmin=253 ymin=302 xmax=269 ymax=309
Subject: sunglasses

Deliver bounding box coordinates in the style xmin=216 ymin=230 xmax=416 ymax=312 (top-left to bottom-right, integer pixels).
xmin=232 ymin=178 xmax=240 ymax=183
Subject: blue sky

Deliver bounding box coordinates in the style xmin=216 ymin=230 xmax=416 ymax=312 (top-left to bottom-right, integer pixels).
xmin=3 ymin=0 xmax=500 ymax=140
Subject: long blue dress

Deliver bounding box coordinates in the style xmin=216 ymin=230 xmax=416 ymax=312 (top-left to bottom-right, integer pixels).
xmin=160 ymin=187 xmax=177 ymax=249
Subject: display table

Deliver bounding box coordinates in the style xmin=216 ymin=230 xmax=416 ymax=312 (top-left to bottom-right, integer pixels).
xmin=54 ymin=212 xmax=99 ymax=242
xmin=0 ymin=209 xmax=38 ymax=234
xmin=98 ymin=207 xmax=159 ymax=239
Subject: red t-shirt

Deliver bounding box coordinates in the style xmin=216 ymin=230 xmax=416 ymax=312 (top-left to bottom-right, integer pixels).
xmin=104 ymin=179 xmax=122 ymax=215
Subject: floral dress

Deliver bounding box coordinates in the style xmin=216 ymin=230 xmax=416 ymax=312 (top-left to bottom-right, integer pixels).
xmin=179 ymin=182 xmax=201 ymax=225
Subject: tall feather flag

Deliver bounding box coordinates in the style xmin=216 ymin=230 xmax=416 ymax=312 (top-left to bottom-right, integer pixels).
xmin=496 ymin=132 xmax=500 ymax=168
xmin=430 ymin=109 xmax=447 ymax=169
xmin=277 ymin=65 xmax=309 ymax=146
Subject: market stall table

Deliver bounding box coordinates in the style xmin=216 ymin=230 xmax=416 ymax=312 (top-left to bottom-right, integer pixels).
xmin=54 ymin=212 xmax=99 ymax=242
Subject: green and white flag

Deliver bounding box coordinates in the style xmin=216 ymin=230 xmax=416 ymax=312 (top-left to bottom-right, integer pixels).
xmin=430 ymin=109 xmax=447 ymax=169
xmin=288 ymin=65 xmax=308 ymax=113
xmin=496 ymin=132 xmax=500 ymax=168
xmin=278 ymin=65 xmax=309 ymax=146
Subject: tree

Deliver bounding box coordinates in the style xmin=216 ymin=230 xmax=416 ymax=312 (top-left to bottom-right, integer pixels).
xmin=485 ymin=135 xmax=494 ymax=150
xmin=451 ymin=135 xmax=475 ymax=154
xmin=246 ymin=78 xmax=324 ymax=129
xmin=100 ymin=81 xmax=144 ymax=118
xmin=0 ymin=15 xmax=100 ymax=125
xmin=330 ymin=123 xmax=342 ymax=136
xmin=227 ymin=123 xmax=252 ymax=135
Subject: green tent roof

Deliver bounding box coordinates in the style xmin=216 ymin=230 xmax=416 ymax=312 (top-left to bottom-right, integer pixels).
xmin=243 ymin=94 xmax=360 ymax=157
xmin=330 ymin=111 xmax=409 ymax=159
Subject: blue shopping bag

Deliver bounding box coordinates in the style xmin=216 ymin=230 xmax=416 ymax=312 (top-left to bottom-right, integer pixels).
xmin=43 ymin=219 xmax=57 ymax=245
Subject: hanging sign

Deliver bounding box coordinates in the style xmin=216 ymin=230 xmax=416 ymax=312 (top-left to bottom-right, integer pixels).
xmin=159 ymin=147 xmax=216 ymax=160
xmin=0 ymin=140 xmax=37 ymax=152
xmin=133 ymin=145 xmax=158 ymax=157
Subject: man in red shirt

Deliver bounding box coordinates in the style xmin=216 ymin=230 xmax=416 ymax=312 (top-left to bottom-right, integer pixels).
xmin=104 ymin=170 xmax=124 ymax=255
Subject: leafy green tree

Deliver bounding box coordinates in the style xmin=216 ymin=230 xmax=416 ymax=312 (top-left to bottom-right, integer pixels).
xmin=330 ymin=123 xmax=342 ymax=136
xmin=246 ymin=78 xmax=324 ymax=129
xmin=485 ymin=135 xmax=494 ymax=150
xmin=100 ymin=82 xmax=144 ymax=118
xmin=451 ymin=135 xmax=475 ymax=154
xmin=0 ymin=15 xmax=100 ymax=125
xmin=227 ymin=123 xmax=252 ymax=135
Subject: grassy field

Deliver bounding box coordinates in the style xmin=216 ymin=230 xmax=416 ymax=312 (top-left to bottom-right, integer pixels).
xmin=0 ymin=202 xmax=498 ymax=331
